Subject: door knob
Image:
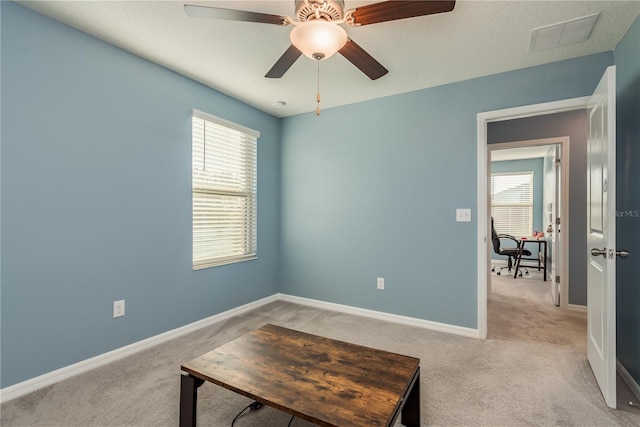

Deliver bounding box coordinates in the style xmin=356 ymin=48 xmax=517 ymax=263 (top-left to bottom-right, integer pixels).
xmin=616 ymin=249 xmax=630 ymax=258
xmin=590 ymin=248 xmax=629 ymax=258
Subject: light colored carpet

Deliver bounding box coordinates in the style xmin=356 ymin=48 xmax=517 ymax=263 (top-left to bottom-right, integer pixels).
xmin=2 ymin=277 xmax=639 ymax=426
xmin=488 ymin=268 xmax=587 ymax=348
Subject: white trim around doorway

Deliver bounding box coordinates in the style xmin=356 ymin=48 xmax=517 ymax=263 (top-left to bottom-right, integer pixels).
xmin=476 ymin=96 xmax=590 ymax=339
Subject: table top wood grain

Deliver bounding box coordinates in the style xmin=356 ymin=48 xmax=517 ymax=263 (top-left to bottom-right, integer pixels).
xmin=181 ymin=324 xmax=420 ymax=427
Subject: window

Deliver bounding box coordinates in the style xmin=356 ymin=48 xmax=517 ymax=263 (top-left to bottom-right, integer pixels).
xmin=491 ymin=171 xmax=534 ymax=237
xmin=192 ymin=110 xmax=259 ymax=270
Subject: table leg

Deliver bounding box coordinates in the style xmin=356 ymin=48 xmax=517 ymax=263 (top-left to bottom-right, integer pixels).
xmin=180 ymin=374 xmax=204 ymax=427
xmin=401 ymin=369 xmax=420 ymax=427
xmin=514 ymin=242 xmax=524 ymax=279
xmin=543 ymin=241 xmax=547 ymax=281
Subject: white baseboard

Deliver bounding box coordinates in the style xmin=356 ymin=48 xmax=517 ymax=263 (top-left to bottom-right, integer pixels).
xmin=617 ymin=359 xmax=640 ymax=402
xmin=567 ymin=303 xmax=587 ymax=312
xmin=277 ymin=293 xmax=480 ymax=339
xmin=0 ymin=294 xmax=279 ymax=404
xmin=1 ymin=293 xmax=479 ymax=404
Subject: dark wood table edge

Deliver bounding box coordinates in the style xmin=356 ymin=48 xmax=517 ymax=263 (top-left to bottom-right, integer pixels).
xmin=179 ymin=365 xmax=421 ymax=427
xmin=179 ymin=327 xmax=422 ymax=427
xmin=180 ymin=367 xmax=338 ymax=427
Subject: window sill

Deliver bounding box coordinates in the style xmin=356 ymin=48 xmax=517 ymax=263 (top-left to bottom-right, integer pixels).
xmin=193 ymin=255 xmax=257 ymax=270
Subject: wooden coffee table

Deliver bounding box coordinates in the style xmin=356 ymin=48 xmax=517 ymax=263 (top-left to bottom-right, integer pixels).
xmin=180 ymin=324 xmax=420 ymax=427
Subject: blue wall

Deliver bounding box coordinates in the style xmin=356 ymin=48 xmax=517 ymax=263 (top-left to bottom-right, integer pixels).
xmin=614 ymin=15 xmax=640 ymax=390
xmin=0 ymin=2 xmax=281 ymax=388
xmin=280 ymin=53 xmax=612 ymax=329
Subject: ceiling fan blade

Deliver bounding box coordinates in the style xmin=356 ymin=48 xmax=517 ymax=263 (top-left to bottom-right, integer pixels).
xmin=265 ymin=45 xmax=303 ymax=78
xmin=349 ymin=1 xmax=455 ymax=26
xmin=184 ymin=4 xmax=287 ymax=25
xmin=339 ymin=39 xmax=388 ymax=80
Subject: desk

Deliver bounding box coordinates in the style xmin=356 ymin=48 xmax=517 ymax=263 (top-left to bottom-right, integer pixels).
xmin=180 ymin=324 xmax=421 ymax=427
xmin=514 ymin=238 xmax=548 ymax=281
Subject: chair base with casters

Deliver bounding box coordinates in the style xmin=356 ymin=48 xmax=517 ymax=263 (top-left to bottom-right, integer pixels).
xmin=491 ymin=217 xmax=531 ymax=278
xmin=492 ymin=259 xmax=530 ymax=277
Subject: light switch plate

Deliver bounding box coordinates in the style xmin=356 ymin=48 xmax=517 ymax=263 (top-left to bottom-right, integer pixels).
xmin=456 ymin=209 xmax=472 ymax=222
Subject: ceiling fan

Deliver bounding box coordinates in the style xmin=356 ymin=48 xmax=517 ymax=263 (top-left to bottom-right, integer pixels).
xmin=184 ymin=0 xmax=456 ymax=80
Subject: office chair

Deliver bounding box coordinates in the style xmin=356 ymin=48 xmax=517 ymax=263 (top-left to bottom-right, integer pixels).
xmin=491 ymin=217 xmax=530 ymax=277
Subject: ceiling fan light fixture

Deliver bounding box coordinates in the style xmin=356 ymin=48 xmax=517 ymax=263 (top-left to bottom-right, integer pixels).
xmin=290 ymin=20 xmax=347 ymax=60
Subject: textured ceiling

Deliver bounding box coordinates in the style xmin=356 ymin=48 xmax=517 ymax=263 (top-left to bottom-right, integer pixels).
xmin=18 ymin=1 xmax=640 ymax=118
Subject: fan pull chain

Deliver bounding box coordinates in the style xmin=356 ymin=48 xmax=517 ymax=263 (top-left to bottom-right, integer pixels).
xmin=316 ymin=58 xmax=321 ymax=116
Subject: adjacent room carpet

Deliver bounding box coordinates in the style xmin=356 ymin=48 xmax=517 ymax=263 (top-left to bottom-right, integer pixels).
xmin=2 ymin=274 xmax=639 ymax=426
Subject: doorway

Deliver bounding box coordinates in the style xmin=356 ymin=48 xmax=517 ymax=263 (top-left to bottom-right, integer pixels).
xmin=478 ymin=68 xmax=623 ymax=410
xmin=488 ymin=139 xmax=567 ymax=308
xmin=476 ymin=96 xmax=590 ymax=340
xmin=487 ymin=140 xmax=575 ymax=344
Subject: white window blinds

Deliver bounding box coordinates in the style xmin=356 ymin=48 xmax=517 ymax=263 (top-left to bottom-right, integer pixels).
xmin=491 ymin=171 xmax=534 ymax=237
xmin=192 ymin=110 xmax=259 ymax=270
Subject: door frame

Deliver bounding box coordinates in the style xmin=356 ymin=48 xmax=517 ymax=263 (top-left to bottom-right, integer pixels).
xmin=477 ymin=96 xmax=590 ymax=339
xmin=487 ymin=137 xmax=569 ymax=306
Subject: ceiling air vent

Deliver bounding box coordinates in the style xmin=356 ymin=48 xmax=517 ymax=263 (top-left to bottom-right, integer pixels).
xmin=530 ymin=13 xmax=599 ymax=52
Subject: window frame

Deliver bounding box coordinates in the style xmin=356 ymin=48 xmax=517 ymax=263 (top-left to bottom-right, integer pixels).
xmin=191 ymin=109 xmax=259 ymax=270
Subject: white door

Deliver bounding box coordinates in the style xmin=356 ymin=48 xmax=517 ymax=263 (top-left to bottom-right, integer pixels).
xmin=587 ymin=65 xmax=617 ymax=409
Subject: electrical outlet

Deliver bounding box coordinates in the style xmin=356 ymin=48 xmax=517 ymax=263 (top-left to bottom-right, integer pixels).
xmin=113 ymin=300 xmax=125 ymax=318
xmin=377 ymin=277 xmax=384 ymax=290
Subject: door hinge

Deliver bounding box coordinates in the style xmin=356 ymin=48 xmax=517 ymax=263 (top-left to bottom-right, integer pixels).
xmin=555 ymin=276 xmax=561 ymax=284
xmin=556 ymin=217 xmax=561 ymax=225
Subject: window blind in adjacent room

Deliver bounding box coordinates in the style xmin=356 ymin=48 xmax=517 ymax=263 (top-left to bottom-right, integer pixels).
xmin=191 ymin=110 xmax=259 ymax=270
xmin=491 ymin=171 xmax=534 ymax=237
